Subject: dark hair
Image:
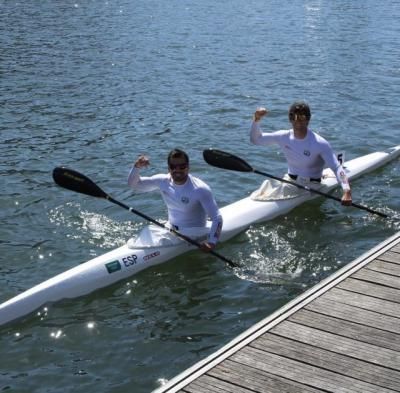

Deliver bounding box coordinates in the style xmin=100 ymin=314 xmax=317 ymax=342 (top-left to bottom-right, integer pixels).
xmin=167 ymin=148 xmax=189 ymax=165
xmin=289 ymin=101 xmax=311 ymax=120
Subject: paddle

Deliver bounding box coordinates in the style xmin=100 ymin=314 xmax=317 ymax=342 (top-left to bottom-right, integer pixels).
xmin=203 ymin=149 xmax=388 ymax=218
xmin=52 ymin=167 xmax=237 ymax=267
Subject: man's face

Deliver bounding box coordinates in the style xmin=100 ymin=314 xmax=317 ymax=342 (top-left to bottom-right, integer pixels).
xmin=289 ymin=112 xmax=310 ymax=131
xmin=168 ymin=158 xmax=189 ymax=185
xmin=289 ymin=112 xmax=309 ymax=123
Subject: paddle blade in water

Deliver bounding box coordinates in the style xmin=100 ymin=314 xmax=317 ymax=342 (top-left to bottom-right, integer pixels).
xmin=203 ymin=149 xmax=253 ymax=172
xmin=52 ymin=167 xmax=108 ymax=199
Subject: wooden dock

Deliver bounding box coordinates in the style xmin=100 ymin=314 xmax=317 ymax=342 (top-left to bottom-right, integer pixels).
xmin=154 ymin=231 xmax=400 ymax=393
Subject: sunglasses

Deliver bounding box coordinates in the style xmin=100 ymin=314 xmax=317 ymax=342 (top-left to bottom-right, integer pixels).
xmin=289 ymin=113 xmax=308 ymax=121
xmin=169 ymin=163 xmax=188 ymax=170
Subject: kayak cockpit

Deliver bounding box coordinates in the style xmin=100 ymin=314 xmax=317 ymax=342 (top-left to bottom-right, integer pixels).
xmin=127 ymin=224 xmax=209 ymax=249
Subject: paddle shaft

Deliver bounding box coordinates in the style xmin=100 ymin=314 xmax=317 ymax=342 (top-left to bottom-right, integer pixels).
xmin=253 ymin=169 xmax=388 ymax=218
xmin=106 ymin=196 xmax=236 ymax=267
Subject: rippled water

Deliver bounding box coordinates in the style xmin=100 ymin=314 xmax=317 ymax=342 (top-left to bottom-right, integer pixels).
xmin=1 ymin=1 xmax=399 ymax=392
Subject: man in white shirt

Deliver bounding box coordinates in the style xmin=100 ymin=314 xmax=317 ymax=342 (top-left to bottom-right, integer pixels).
xmin=128 ymin=148 xmax=223 ymax=251
xmin=250 ymin=101 xmax=352 ymax=205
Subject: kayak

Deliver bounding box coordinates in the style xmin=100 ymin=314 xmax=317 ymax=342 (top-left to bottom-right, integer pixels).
xmin=0 ymin=145 xmax=399 ymax=327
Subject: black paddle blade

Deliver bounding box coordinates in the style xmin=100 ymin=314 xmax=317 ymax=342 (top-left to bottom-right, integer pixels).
xmin=52 ymin=167 xmax=108 ymax=199
xmin=203 ymin=149 xmax=253 ymax=172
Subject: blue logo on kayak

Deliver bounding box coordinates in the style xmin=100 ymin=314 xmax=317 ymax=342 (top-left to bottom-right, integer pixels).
xmin=105 ymin=260 xmax=121 ymax=274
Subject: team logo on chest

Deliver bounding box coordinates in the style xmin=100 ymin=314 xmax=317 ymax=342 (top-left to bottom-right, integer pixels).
xmin=181 ymin=196 xmax=189 ymax=204
xmin=303 ymin=150 xmax=311 ymax=157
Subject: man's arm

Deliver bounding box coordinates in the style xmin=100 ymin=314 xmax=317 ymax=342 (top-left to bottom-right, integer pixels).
xmin=320 ymin=144 xmax=352 ymax=206
xmin=250 ymin=107 xmax=286 ymax=146
xmin=128 ymin=155 xmax=164 ymax=193
xmin=198 ymin=188 xmax=223 ymax=250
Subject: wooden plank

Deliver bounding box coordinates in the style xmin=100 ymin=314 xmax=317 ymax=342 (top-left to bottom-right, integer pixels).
xmin=289 ymin=308 xmax=400 ymax=351
xmin=322 ymin=287 xmax=400 ymax=317
xmin=251 ymin=333 xmax=400 ymax=391
xmin=271 ymin=320 xmax=400 ymax=370
xmin=305 ymin=295 xmax=400 ymax=334
xmin=392 ymin=244 xmax=400 ymax=253
xmin=207 ymin=360 xmax=322 ymax=393
xmin=231 ymin=346 xmax=396 ymax=393
xmin=378 ymin=251 xmax=400 ymax=264
xmin=337 ymin=277 xmax=400 ymax=303
xmin=183 ymin=374 xmax=254 ymax=393
xmin=366 ymin=259 xmax=400 ymax=276
xmin=353 ymin=268 xmax=400 ymax=290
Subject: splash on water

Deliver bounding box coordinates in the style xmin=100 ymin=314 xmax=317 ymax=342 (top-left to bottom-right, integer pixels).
xmin=49 ymin=202 xmax=143 ymax=249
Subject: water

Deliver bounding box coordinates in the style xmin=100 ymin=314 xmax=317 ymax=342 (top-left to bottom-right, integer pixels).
xmin=1 ymin=1 xmax=399 ymax=392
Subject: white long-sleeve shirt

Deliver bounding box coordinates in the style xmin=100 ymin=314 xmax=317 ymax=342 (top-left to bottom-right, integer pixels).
xmin=128 ymin=168 xmax=223 ymax=244
xmin=250 ymin=121 xmax=350 ymax=191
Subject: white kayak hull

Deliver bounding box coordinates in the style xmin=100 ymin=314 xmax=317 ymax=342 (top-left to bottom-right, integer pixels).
xmin=1 ymin=146 xmax=399 ymax=327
